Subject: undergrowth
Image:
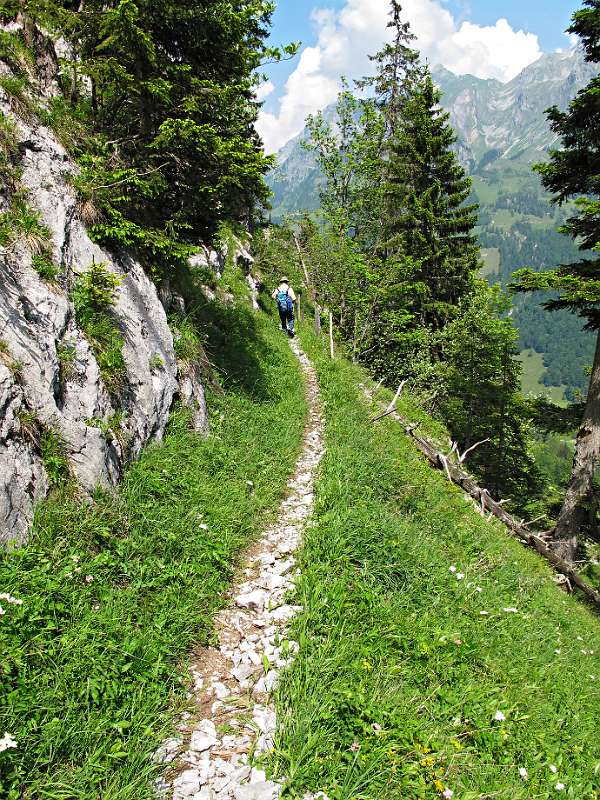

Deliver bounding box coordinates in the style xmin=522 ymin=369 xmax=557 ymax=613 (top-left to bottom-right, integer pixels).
xmin=0 ymin=280 xmax=307 ymax=798
xmin=273 ymin=328 xmax=600 ymax=800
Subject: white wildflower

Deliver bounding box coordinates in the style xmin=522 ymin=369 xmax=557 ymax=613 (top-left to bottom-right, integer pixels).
xmin=0 ymin=733 xmax=17 ymax=752
xmin=518 ymin=767 xmax=528 ymax=780
xmin=0 ymin=593 xmax=22 ymax=606
xmin=554 ymin=649 xmax=561 ymax=655
xmin=549 ymin=765 xmax=558 ymax=774
xmin=0 ymin=606 xmax=5 ymax=616
xmin=493 ymin=710 xmax=506 ymax=722
xmin=449 ymin=566 xmax=457 ymax=573
xmin=476 ymin=586 xmax=483 ymax=593
xmin=503 ymin=607 xmax=518 ymax=613
xmin=199 ymin=523 xmax=209 ymax=531
xmin=577 ymin=636 xmax=583 ymax=641
xmin=85 ymin=575 xmax=94 ymax=584
xmin=456 ymin=573 xmax=465 ymax=580
xmin=479 ymin=611 xmax=490 ymax=616
xmin=555 ymin=782 xmax=565 ymax=791
xmin=442 ymin=789 xmax=454 ymax=799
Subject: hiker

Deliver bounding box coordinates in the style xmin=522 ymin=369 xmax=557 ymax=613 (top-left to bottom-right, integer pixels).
xmin=272 ymin=276 xmax=296 ymax=338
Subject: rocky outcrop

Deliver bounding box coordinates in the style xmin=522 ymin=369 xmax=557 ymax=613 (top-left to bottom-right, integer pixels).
xmin=0 ymin=25 xmax=256 ymax=547
xmin=0 ymin=94 xmax=182 ymax=544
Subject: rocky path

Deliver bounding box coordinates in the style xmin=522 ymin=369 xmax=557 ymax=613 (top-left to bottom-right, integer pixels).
xmin=156 ymin=340 xmax=324 ymax=800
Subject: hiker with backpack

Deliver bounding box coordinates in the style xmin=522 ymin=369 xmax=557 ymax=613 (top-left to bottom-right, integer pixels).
xmin=272 ymin=277 xmax=296 ymax=338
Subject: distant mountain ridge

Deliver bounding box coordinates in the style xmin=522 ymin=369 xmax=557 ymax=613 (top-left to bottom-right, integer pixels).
xmin=267 ymin=48 xmax=598 ymax=219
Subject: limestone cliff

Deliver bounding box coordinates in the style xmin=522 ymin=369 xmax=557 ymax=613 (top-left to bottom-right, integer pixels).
xmin=0 ymin=34 xmax=252 ymax=546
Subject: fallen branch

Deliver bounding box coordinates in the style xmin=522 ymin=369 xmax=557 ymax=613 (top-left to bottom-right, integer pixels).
xmin=458 ymin=438 xmax=490 ymax=465
xmin=362 ymin=384 xmax=600 ymax=610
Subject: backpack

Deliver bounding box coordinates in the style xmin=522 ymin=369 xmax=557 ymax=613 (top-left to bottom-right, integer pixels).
xmin=277 ymin=289 xmax=293 ymax=313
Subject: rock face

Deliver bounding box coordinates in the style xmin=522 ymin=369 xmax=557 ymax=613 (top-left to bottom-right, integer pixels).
xmin=0 ymin=61 xmax=253 ymax=547
xmin=0 ymin=89 xmax=182 ymax=544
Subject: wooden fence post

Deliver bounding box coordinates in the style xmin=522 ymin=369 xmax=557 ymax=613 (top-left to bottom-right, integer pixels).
xmin=329 ymin=310 xmax=334 ymax=359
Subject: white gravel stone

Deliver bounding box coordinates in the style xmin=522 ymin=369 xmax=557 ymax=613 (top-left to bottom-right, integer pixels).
xmin=173 ymin=769 xmax=203 ymax=798
xmin=235 ymin=590 xmax=268 ymax=612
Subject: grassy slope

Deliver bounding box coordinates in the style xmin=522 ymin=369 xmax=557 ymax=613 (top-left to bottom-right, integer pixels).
xmin=0 ymin=277 xmax=307 ymax=798
xmin=517 ymin=349 xmax=568 ymax=407
xmin=273 ymin=329 xmax=600 ymax=800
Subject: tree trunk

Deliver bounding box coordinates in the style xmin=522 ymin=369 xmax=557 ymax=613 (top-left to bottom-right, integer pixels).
xmin=553 ymin=329 xmax=600 ymax=561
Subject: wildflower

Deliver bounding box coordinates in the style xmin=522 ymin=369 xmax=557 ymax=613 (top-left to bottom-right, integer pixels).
xmin=449 ymin=566 xmax=457 ymax=573
xmin=0 ymin=733 xmax=17 ymax=752
xmin=555 ymin=782 xmax=565 ymax=791
xmin=442 ymin=789 xmax=454 ymax=799
xmin=518 ymin=767 xmax=528 ymax=780
xmin=372 ymin=723 xmax=382 ymax=732
xmin=456 ymin=573 xmax=465 ymax=580
xmin=349 ymin=741 xmax=360 ymax=752
xmin=85 ymin=575 xmax=94 ymax=584
xmin=70 ymin=555 xmax=80 ymax=563
xmin=199 ymin=523 xmax=209 ymax=531
xmin=479 ymin=611 xmax=490 ymax=616
xmin=503 ymin=607 xmax=518 ymax=613
xmin=453 ymin=639 xmax=462 ymax=646
xmin=577 ymin=636 xmax=583 ymax=641
xmin=0 ymin=606 xmax=5 ymax=616
xmin=476 ymin=587 xmax=482 ymax=593
xmin=493 ymin=710 xmax=506 ymax=722
xmin=554 ymin=649 xmax=561 ymax=654
xmin=549 ymin=765 xmax=557 ymax=774
xmin=0 ymin=593 xmax=22 ymax=605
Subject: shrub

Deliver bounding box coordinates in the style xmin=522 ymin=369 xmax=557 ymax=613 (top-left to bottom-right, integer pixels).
xmin=72 ymin=262 xmax=126 ymax=401
xmin=31 ymin=252 xmax=59 ymax=282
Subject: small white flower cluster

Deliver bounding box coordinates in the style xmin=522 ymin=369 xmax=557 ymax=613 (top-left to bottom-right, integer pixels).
xmin=517 ymin=763 xmax=565 ymax=790
xmin=0 ymin=732 xmax=17 ymax=752
xmin=449 ymin=565 xmax=464 ymax=580
xmin=0 ymin=593 xmax=23 ymax=616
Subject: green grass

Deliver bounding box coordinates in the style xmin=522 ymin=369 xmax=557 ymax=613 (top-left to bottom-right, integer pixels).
xmin=480 ymin=248 xmax=500 ymax=278
xmin=272 ymin=329 xmax=600 ymax=800
xmin=517 ymin=349 xmax=568 ymax=407
xmin=0 ymin=284 xmax=307 ymax=798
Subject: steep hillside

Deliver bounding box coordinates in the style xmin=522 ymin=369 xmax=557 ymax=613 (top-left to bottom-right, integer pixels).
xmin=271 ymin=327 xmax=600 ymax=799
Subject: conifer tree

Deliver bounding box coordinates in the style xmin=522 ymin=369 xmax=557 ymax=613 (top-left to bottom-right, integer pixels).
xmin=513 ymin=0 xmax=600 ymax=559
xmin=383 ymin=70 xmax=480 ymax=332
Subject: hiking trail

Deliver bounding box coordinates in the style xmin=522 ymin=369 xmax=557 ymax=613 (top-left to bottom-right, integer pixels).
xmin=155 ymin=340 xmax=325 ymax=800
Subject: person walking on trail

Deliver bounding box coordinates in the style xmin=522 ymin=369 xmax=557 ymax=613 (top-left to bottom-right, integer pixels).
xmin=272 ymin=276 xmax=296 ymax=338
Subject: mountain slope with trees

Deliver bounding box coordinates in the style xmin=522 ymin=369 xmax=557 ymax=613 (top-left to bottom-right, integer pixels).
xmin=267 ymin=48 xmax=599 ymax=403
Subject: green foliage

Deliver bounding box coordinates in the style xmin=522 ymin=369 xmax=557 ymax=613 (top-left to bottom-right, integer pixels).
xmin=57 ymin=341 xmax=77 ymax=383
xmin=0 ymin=110 xmax=19 ymax=181
xmin=0 ymin=196 xmax=51 ymax=254
xmin=0 ymin=290 xmax=306 ymax=798
xmin=273 ymin=327 xmax=600 ymax=799
xmin=31 ymin=251 xmax=59 ymax=282
xmin=39 ymin=428 xmax=70 ymax=487
xmin=14 ymin=0 xmax=282 ymax=279
xmin=72 ymin=259 xmax=121 ymax=311
xmin=72 ymin=261 xmax=126 ymax=400
xmin=0 ymin=29 xmax=34 ymax=81
xmin=0 ymin=73 xmax=35 ymax=122
xmin=437 ymin=284 xmax=545 ymax=512
xmin=149 ymin=353 xmax=163 ymax=371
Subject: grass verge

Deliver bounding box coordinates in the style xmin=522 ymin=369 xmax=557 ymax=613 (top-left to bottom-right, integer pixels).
xmin=272 ymin=328 xmax=600 ymax=800
xmin=0 ymin=286 xmax=307 ymax=798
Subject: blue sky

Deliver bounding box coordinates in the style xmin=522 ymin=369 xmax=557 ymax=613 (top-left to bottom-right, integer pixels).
xmin=257 ymin=0 xmax=582 ymax=153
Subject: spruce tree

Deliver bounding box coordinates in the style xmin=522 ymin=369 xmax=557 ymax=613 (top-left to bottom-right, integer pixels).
xmin=383 ymin=70 xmax=480 ymax=332
xmin=513 ymin=0 xmax=600 ymax=559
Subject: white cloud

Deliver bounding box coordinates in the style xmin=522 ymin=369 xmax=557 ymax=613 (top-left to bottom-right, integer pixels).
xmin=255 ymin=80 xmax=275 ymax=102
xmin=256 ymin=0 xmax=543 ymax=153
